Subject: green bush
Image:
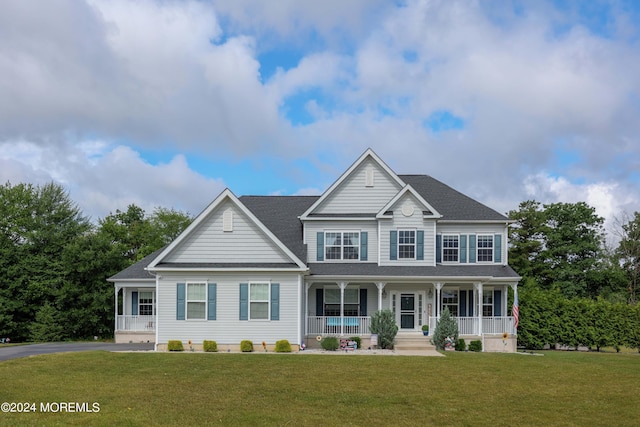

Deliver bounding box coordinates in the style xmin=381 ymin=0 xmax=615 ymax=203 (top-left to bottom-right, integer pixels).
xmin=321 ymin=336 xmax=339 ymax=351
xmin=469 ymin=340 xmax=482 ymax=352
xmin=275 ymin=340 xmax=292 ymax=353
xmin=203 ymin=340 xmax=217 ymax=352
xmin=240 ymin=340 xmax=253 ymax=352
xmin=431 ymin=307 xmax=459 ymax=350
xmin=349 ymin=336 xmax=362 ymax=349
xmin=167 ymin=340 xmax=184 ymax=351
xmin=456 ymin=338 xmax=466 ymax=351
xmin=369 ymin=310 xmax=398 ymax=349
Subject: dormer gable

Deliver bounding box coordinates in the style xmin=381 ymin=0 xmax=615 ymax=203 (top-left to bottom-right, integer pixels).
xmin=300 ymin=148 xmax=405 ymax=219
xmin=147 ymin=189 xmax=307 ymax=270
xmin=376 ymin=185 xmax=442 ymax=219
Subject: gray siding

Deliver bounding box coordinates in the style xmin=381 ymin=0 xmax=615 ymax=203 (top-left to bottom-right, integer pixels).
xmin=157 ymin=272 xmax=301 ymax=345
xmin=306 ymin=221 xmax=378 ymax=263
xmin=165 ymin=199 xmax=292 ymax=264
xmin=314 ymin=157 xmax=402 ymax=214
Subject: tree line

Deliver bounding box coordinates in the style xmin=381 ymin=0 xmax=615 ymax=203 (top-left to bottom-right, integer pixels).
xmin=0 ymin=182 xmax=192 ymax=342
xmin=509 ymin=200 xmax=640 ymax=350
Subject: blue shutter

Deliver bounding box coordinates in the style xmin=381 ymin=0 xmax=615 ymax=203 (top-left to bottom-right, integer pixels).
xmin=207 ymin=283 xmax=217 ymax=320
xmin=316 ymin=288 xmax=324 ymax=316
xmin=436 ymin=234 xmax=442 ymax=263
xmin=460 ymin=235 xmax=467 ymax=263
xmin=317 ymin=232 xmax=324 ymax=261
xmin=239 ymin=283 xmax=248 ymax=320
xmin=459 ymin=290 xmax=467 ymax=317
xmin=416 ymin=230 xmax=424 ymax=260
xmin=270 ymin=283 xmax=280 ymax=321
xmin=390 ymin=231 xmax=398 ymax=260
xmin=131 ymin=291 xmax=138 ymax=316
xmin=469 ymin=235 xmax=477 ymax=263
xmin=494 ymin=234 xmax=502 ymax=263
xmin=494 ymin=289 xmax=502 ymax=316
xmin=359 ymin=288 xmax=367 ymax=316
xmin=176 ymin=283 xmax=185 ymax=320
xmin=468 ymin=290 xmax=474 ymax=316
xmin=360 ymin=232 xmax=368 ymax=261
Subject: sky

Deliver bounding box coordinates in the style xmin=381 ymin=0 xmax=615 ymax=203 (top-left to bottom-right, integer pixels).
xmin=0 ymin=0 xmax=639 ymax=244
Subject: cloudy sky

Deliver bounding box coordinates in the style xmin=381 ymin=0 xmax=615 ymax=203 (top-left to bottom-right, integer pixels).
xmin=1 ymin=0 xmax=639 ymax=241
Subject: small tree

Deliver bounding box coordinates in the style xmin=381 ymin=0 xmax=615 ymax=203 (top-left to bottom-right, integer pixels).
xmin=432 ymin=307 xmax=459 ymax=350
xmin=369 ymin=310 xmax=398 ymax=349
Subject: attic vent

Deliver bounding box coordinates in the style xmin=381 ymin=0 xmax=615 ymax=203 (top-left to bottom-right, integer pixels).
xmin=223 ymin=209 xmax=233 ymax=232
xmin=365 ymin=166 xmax=374 ymax=187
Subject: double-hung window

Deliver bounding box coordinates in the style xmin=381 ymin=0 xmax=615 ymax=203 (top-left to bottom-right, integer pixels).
xmin=442 ymin=235 xmax=459 ymax=262
xmin=325 ymin=231 xmax=360 ymax=260
xmin=442 ymin=289 xmax=459 ymax=317
xmin=398 ymin=230 xmax=416 ymax=259
xmin=249 ymin=283 xmax=270 ymax=320
xmin=324 ymin=287 xmax=359 ymax=316
xmin=483 ymin=291 xmax=493 ymax=317
xmin=186 ymin=283 xmax=206 ymax=320
xmin=139 ymin=291 xmax=154 ymax=316
xmin=477 ymin=235 xmax=494 ymax=262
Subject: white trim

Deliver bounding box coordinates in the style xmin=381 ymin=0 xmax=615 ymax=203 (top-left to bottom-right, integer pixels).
xmin=248 ymin=282 xmax=271 ymax=321
xmin=300 ymin=148 xmax=405 ymax=220
xmin=397 ymin=228 xmax=417 ymax=260
xmin=376 ymin=184 xmax=442 ymax=219
xmin=147 ymin=189 xmax=307 ymax=270
xmin=476 ymin=234 xmax=494 ymax=263
xmin=441 ymin=233 xmax=460 ymax=264
xmin=185 ymin=281 xmax=208 ymax=321
xmin=322 ymin=230 xmax=362 ymax=261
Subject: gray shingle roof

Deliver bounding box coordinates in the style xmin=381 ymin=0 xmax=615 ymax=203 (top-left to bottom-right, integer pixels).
xmin=400 ymin=175 xmax=508 ymax=221
xmin=308 ymin=263 xmax=520 ymax=279
xmin=107 ymin=247 xmax=165 ymax=281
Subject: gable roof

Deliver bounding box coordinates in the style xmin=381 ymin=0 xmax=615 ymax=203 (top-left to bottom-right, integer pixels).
xmin=400 ymin=175 xmax=508 ymax=221
xmin=300 ymin=148 xmax=404 ymax=219
xmin=148 ymin=189 xmax=308 ymax=270
xmin=376 ymin=184 xmax=442 ymax=219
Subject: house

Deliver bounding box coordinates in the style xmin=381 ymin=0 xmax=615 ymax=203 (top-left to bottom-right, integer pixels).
xmin=109 ymin=149 xmax=521 ymax=352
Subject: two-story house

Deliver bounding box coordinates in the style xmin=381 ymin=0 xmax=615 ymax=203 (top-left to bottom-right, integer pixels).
xmin=109 ymin=149 xmax=521 ymax=352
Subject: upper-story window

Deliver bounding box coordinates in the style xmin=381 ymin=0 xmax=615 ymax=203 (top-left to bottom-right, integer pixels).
xmin=442 ymin=235 xmax=459 ymax=262
xmin=325 ymin=232 xmax=360 ymax=260
xmin=477 ymin=235 xmax=494 ymax=262
xmin=398 ymin=230 xmax=416 ymax=259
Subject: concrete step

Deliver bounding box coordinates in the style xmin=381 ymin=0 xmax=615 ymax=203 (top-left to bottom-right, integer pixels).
xmin=394 ymin=334 xmax=436 ymax=351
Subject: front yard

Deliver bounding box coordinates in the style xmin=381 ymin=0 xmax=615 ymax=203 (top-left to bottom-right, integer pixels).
xmin=1 ymin=350 xmax=639 ymax=426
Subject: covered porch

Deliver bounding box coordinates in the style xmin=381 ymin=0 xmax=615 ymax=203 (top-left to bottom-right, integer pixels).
xmin=114 ymin=284 xmax=156 ymax=343
xmin=304 ymin=280 xmax=519 ymax=340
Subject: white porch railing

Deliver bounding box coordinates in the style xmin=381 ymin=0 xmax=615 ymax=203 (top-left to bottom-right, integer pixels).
xmin=116 ymin=315 xmax=155 ymax=332
xmin=307 ymin=316 xmax=371 ymax=336
xmin=429 ymin=316 xmax=516 ymax=336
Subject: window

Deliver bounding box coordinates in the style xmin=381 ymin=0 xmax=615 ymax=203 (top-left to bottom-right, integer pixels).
xmin=483 ymin=291 xmax=493 ymax=317
xmin=249 ymin=283 xmax=270 ymax=320
xmin=398 ymin=230 xmax=415 ymax=259
xmin=187 ymin=283 xmax=206 ymax=320
xmin=139 ymin=291 xmax=154 ymax=316
xmin=324 ymin=287 xmax=359 ymax=316
xmin=477 ymin=235 xmax=493 ymax=262
xmin=442 ymin=235 xmax=459 ymax=262
xmin=325 ymin=231 xmax=360 ymax=260
xmin=442 ymin=289 xmax=459 ymax=317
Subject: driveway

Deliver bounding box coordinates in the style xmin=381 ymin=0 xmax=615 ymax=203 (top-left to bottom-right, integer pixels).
xmin=0 ymin=342 xmax=154 ymax=362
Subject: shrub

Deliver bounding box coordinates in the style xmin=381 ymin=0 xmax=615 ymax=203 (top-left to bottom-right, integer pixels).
xmin=275 ymin=340 xmax=292 ymax=353
xmin=321 ymin=336 xmax=339 ymax=351
xmin=456 ymin=338 xmax=466 ymax=351
xmin=349 ymin=336 xmax=362 ymax=349
xmin=240 ymin=340 xmax=253 ymax=352
xmin=469 ymin=340 xmax=482 ymax=352
xmin=167 ymin=340 xmax=184 ymax=351
xmin=369 ymin=310 xmax=398 ymax=349
xmin=203 ymin=340 xmax=217 ymax=352
xmin=431 ymin=307 xmax=459 ymax=350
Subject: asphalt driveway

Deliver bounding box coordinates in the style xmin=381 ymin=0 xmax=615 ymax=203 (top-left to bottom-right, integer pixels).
xmin=0 ymin=342 xmax=154 ymax=361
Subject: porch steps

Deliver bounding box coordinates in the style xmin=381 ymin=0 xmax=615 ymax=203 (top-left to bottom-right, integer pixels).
xmin=394 ymin=333 xmax=436 ymax=352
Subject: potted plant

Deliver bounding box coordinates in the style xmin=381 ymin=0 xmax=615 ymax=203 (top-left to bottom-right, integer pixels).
xmin=421 ymin=324 xmax=429 ymax=336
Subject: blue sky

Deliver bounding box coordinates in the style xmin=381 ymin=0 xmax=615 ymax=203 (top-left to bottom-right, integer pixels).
xmin=0 ymin=0 xmax=639 ymax=242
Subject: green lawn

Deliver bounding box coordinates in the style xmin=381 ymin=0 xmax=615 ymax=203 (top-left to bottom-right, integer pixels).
xmin=1 ymin=351 xmax=639 ymax=426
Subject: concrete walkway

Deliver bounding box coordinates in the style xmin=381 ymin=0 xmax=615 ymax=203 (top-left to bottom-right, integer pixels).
xmin=0 ymin=342 xmax=154 ymax=362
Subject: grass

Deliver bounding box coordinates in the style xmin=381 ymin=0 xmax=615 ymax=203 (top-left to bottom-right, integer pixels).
xmin=1 ymin=351 xmax=639 ymax=426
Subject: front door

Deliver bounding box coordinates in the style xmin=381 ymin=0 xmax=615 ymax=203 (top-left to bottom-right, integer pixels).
xmin=400 ymin=293 xmax=416 ymax=329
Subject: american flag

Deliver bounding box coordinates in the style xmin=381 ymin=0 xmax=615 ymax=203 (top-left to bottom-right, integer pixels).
xmin=513 ymin=292 xmax=519 ymax=330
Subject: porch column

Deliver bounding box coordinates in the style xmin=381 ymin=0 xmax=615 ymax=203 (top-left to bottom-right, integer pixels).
xmin=305 ymin=282 xmax=312 ymax=337
xmin=434 ymin=282 xmax=444 ymax=317
xmin=338 ymin=282 xmax=347 ymax=336
xmin=114 ymin=286 xmax=120 ymax=332
xmin=375 ymin=282 xmax=386 ymax=311
xmin=474 ymin=282 xmax=483 ymax=335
